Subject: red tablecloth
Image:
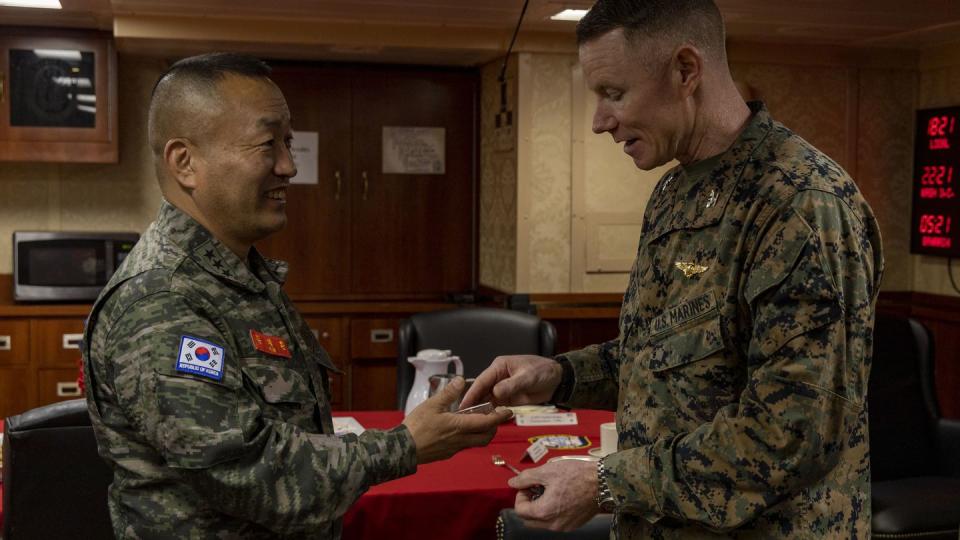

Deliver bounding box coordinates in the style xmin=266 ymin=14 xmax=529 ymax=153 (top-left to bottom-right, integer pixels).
xmin=0 ymin=412 xmax=614 ymax=538
xmin=341 ymin=410 xmax=614 ymax=540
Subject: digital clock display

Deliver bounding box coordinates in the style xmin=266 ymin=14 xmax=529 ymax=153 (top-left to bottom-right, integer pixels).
xmin=911 ymin=106 xmax=960 ymax=257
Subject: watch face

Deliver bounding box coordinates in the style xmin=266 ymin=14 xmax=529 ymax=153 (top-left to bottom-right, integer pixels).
xmin=9 ymin=48 xmax=97 ymax=128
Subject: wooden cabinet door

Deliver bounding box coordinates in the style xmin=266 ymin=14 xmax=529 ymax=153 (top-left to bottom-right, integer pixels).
xmin=349 ymin=68 xmax=477 ymax=295
xmin=256 ymin=66 xmax=352 ymax=297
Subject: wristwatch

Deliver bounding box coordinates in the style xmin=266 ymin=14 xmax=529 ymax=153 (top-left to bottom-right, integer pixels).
xmin=596 ymin=457 xmax=616 ymax=513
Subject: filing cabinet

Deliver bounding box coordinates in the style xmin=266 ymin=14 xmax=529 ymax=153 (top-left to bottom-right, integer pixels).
xmin=32 ymin=318 xmax=86 ymax=406
xmin=0 ymin=319 xmax=30 ymax=419
xmin=349 ymin=318 xmax=402 ymax=411
xmin=0 ymin=316 xmax=86 ymax=419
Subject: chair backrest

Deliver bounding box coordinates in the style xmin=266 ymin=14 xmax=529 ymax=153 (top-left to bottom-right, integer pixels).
xmin=2 ymin=398 xmax=114 ymax=539
xmin=397 ymin=307 xmax=556 ymax=410
xmin=867 ymin=313 xmax=939 ymax=481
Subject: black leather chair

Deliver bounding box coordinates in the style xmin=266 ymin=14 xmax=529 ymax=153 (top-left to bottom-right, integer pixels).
xmin=397 ymin=307 xmax=556 ymax=410
xmin=497 ymin=509 xmax=612 ymax=539
xmin=2 ymin=398 xmax=113 ymax=539
xmin=869 ymin=314 xmax=960 ymax=539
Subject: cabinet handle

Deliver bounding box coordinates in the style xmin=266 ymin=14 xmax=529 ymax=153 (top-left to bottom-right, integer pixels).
xmin=362 ymin=171 xmax=369 ymax=201
xmin=334 ymin=170 xmax=342 ymax=201
xmin=57 ymin=382 xmax=82 ymax=397
xmin=310 ymin=328 xmax=331 ymax=340
xmin=370 ymin=328 xmax=394 ymax=343
xmin=62 ymin=333 xmax=83 ymax=350
xmin=0 ymin=335 xmax=10 ymax=351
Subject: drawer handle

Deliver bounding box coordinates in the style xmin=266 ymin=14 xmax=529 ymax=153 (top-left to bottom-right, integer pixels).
xmin=62 ymin=333 xmax=83 ymax=350
xmin=310 ymin=328 xmax=331 ymax=340
xmin=57 ymin=382 xmax=82 ymax=397
xmin=0 ymin=335 xmax=10 ymax=351
xmin=370 ymin=329 xmax=394 ymax=343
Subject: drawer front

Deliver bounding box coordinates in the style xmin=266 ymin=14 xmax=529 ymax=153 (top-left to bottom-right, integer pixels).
xmin=31 ymin=318 xmax=86 ymax=368
xmin=37 ymin=368 xmax=84 ymax=406
xmin=0 ymin=319 xmax=29 ymax=366
xmin=350 ymin=318 xmax=401 ymax=359
xmin=304 ymin=317 xmax=342 ymax=359
xmin=0 ymin=367 xmax=31 ymax=418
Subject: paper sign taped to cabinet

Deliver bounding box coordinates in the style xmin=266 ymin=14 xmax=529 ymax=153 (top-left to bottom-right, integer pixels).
xmin=290 ymin=130 xmax=319 ymax=184
xmin=382 ymin=126 xmax=445 ymax=175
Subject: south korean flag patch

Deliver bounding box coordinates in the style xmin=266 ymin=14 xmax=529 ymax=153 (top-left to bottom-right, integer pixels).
xmin=175 ymin=335 xmax=226 ymax=382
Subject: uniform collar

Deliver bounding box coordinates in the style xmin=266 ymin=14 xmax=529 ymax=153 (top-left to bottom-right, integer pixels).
xmin=644 ymin=101 xmax=774 ymax=244
xmin=156 ymin=200 xmax=288 ymax=292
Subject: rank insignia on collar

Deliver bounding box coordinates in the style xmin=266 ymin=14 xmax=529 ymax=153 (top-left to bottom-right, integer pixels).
xmin=705 ymin=189 xmax=718 ymax=208
xmin=250 ymin=329 xmax=292 ymax=358
xmin=674 ymin=261 xmax=709 ymax=278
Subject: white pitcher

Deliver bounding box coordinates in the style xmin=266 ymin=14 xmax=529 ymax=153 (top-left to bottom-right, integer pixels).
xmin=404 ymin=349 xmax=463 ymax=416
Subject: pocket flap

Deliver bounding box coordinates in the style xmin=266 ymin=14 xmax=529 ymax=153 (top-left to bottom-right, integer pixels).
xmin=647 ymin=314 xmax=725 ymax=372
xmin=241 ymin=363 xmax=316 ymax=405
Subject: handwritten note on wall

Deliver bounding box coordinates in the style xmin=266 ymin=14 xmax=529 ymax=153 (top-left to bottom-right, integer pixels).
xmin=382 ymin=126 xmax=446 ymax=175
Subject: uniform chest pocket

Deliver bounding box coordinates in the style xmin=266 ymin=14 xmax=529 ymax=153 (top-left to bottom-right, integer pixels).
xmin=241 ymin=362 xmax=316 ymax=407
xmin=647 ymin=312 xmax=726 ymax=372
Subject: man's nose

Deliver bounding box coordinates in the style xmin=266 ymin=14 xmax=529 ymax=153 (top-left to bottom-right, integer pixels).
xmin=592 ymin=108 xmax=616 ymax=134
xmin=276 ymin=144 xmax=298 ymax=179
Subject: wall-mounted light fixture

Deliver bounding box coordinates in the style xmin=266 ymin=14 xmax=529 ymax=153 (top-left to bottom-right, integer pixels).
xmin=0 ymin=0 xmax=62 ymax=8
xmin=550 ymin=9 xmax=588 ymax=21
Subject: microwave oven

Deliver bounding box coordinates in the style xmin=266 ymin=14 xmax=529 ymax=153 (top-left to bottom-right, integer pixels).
xmin=13 ymin=231 xmax=140 ymax=302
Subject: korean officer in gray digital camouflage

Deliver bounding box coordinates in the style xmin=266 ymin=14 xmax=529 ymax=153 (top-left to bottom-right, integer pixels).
xmin=462 ymin=0 xmax=883 ymax=538
xmin=82 ymin=53 xmax=512 ymax=539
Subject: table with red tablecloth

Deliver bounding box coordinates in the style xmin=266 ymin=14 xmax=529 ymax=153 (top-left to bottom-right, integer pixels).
xmin=0 ymin=411 xmax=613 ymax=538
xmin=340 ymin=409 xmax=613 ymax=540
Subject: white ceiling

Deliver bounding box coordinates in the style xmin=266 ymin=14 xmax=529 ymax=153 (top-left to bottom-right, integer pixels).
xmin=2 ymin=0 xmax=959 ymax=64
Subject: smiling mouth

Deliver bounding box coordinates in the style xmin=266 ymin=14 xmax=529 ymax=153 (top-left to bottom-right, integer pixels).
xmin=265 ymin=187 xmax=287 ymax=202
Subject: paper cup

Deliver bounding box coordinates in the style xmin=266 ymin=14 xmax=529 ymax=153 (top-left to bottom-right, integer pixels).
xmin=600 ymin=422 xmax=617 ymax=456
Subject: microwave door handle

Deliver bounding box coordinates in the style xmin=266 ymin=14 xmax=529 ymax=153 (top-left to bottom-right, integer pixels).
xmin=105 ymin=241 xmax=116 ymax=278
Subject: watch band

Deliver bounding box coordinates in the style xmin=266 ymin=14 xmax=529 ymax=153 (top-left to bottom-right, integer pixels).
xmin=596 ymin=456 xmax=615 ymax=512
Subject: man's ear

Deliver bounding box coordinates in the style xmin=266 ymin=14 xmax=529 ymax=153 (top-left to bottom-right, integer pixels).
xmin=672 ymin=44 xmax=703 ymax=99
xmin=163 ymin=138 xmax=198 ymax=190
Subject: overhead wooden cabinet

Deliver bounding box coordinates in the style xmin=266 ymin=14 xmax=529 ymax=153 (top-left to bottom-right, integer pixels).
xmin=258 ymin=64 xmax=478 ymax=299
xmin=0 ymin=28 xmax=118 ymax=163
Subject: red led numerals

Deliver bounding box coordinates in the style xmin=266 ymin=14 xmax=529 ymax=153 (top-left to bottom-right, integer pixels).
xmin=928 ymin=115 xmax=956 ymax=137
xmin=918 ymin=214 xmax=952 ymax=235
xmin=920 ymin=165 xmax=954 ymax=185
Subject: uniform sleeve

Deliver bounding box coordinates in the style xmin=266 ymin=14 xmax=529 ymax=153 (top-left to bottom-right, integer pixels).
xmin=101 ymin=291 xmax=417 ymax=535
xmin=556 ymin=339 xmax=621 ymax=410
xmin=603 ymin=190 xmax=881 ymax=531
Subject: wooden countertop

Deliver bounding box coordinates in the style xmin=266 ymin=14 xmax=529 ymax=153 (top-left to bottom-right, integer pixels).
xmin=0 ymin=275 xmax=623 ymax=320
